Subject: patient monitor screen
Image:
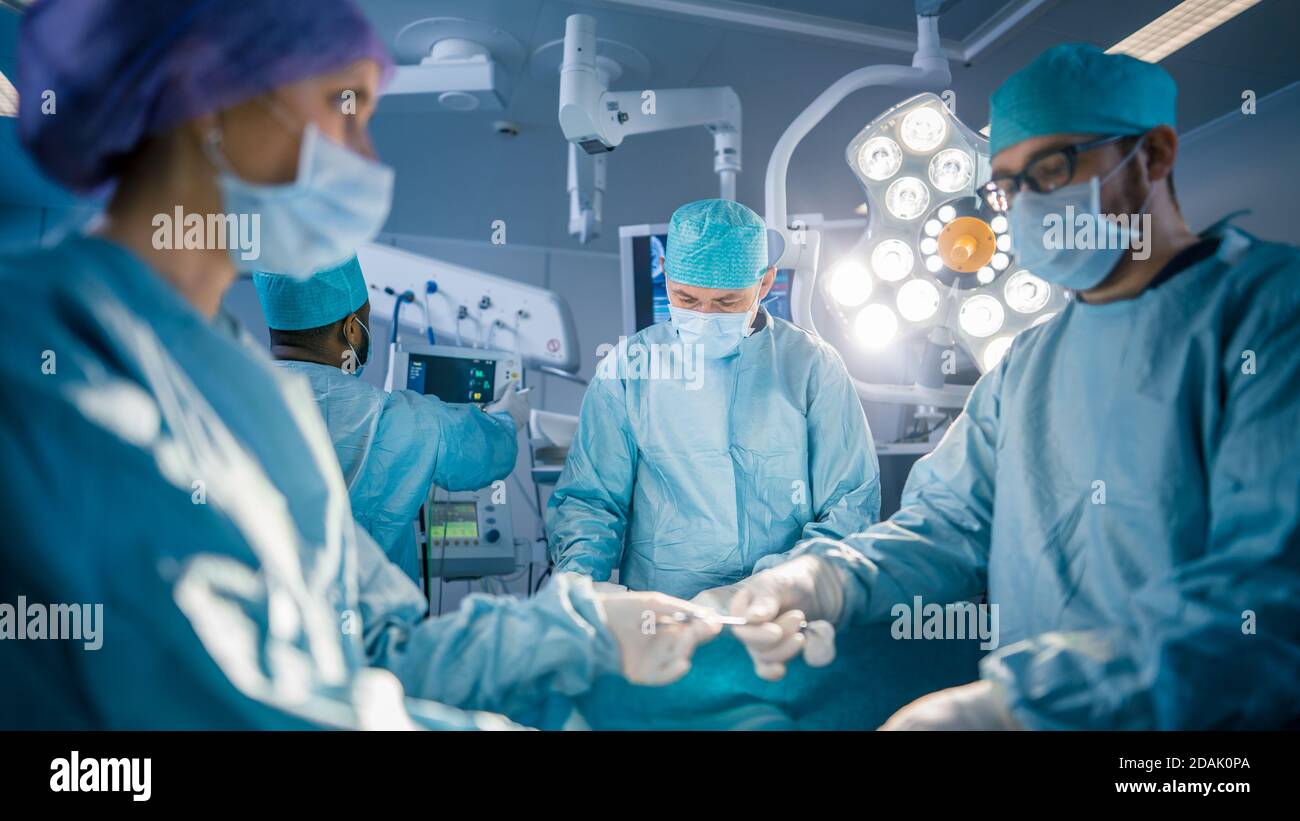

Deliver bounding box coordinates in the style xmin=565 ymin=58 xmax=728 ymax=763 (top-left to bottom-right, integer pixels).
xmin=428 ymin=502 xmax=479 ymax=541
xmin=406 ymin=354 xmax=496 ymax=403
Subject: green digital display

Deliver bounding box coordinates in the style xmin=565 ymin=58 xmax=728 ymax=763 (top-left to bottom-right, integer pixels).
xmin=429 ymin=502 xmax=478 ymax=541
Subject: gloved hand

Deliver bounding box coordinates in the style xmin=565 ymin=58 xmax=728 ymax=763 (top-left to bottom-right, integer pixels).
xmin=485 ymin=380 xmax=530 ymax=432
xmin=727 ymin=555 xmax=845 ymax=681
xmin=690 ymin=583 xmax=741 ymax=614
xmin=597 ymin=591 xmax=723 ymax=685
xmin=592 ymin=581 xmax=627 ymax=594
xmin=879 ymin=680 xmax=1021 ymax=731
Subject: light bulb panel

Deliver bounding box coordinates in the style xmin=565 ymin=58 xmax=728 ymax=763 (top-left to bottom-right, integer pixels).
xmin=827 ymin=92 xmax=1069 ymax=373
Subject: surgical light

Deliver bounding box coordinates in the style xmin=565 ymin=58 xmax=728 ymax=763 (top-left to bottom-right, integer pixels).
xmin=897 ymin=280 xmax=940 ymax=322
xmin=828 ymin=259 xmax=873 ymax=306
xmin=885 ymin=177 xmax=930 ymax=220
xmin=929 ymin=148 xmax=974 ymax=193
xmin=858 ymin=137 xmax=903 ymax=180
xmin=959 ymin=295 xmax=1004 ymax=337
xmin=982 ymin=336 xmax=1014 ymax=371
xmin=838 ymin=92 xmax=1070 ymax=375
xmin=871 ymin=240 xmax=914 ymax=282
xmin=854 ymin=304 xmax=898 ymax=349
xmin=1004 ymin=271 xmax=1051 ymax=314
xmin=899 ymin=106 xmax=947 ymax=152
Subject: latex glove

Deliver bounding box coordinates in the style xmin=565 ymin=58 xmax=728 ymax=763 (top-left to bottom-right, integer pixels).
xmin=728 ymin=555 xmax=845 ymax=681
xmin=592 ymin=581 xmax=627 ymax=594
xmin=485 ymin=380 xmax=530 ymax=432
xmin=879 ymin=681 xmax=1021 ymax=731
xmin=690 ymin=583 xmax=741 ymax=614
xmin=597 ymin=592 xmax=722 ymax=685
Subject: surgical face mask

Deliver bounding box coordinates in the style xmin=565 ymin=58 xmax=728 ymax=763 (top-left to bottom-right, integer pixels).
xmin=205 ymin=114 xmax=394 ymax=280
xmin=344 ymin=317 xmax=370 ymax=377
xmin=669 ymin=289 xmax=760 ymax=359
xmin=1009 ymin=139 xmax=1149 ymax=292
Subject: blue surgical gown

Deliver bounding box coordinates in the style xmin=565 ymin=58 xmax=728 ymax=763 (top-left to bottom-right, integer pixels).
xmin=794 ymin=224 xmax=1300 ymax=729
xmin=548 ymin=309 xmax=881 ymax=600
xmin=0 ymin=235 xmax=619 ymax=730
xmin=274 ymin=361 xmax=517 ymax=580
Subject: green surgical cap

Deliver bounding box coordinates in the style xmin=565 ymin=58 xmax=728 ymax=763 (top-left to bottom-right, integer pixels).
xmin=253 ymin=255 xmax=368 ymax=331
xmin=989 ymin=43 xmax=1176 ymax=157
xmin=665 ymin=199 xmax=768 ymax=290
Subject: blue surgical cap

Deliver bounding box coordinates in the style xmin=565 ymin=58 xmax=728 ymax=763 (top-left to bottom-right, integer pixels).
xmin=17 ymin=0 xmax=392 ymax=193
xmin=665 ymin=199 xmax=769 ymax=290
xmin=989 ymin=43 xmax=1176 ymax=157
xmin=254 ymin=256 xmax=368 ymax=331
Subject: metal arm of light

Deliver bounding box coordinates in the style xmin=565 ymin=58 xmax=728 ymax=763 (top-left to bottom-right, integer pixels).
xmin=764 ymin=15 xmax=971 ymax=408
xmin=559 ymin=14 xmax=742 ymax=202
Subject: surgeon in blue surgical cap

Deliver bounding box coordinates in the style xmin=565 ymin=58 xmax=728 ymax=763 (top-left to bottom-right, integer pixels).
xmin=0 ymin=0 xmax=719 ymax=731
xmin=548 ymin=198 xmax=881 ymax=625
xmin=723 ymin=43 xmax=1300 ymax=728
xmin=253 ymin=257 xmax=526 ymax=580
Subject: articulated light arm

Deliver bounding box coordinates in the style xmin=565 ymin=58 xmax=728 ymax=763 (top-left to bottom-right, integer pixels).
xmin=559 ymin=13 xmax=742 ymax=207
xmin=763 ymin=15 xmax=971 ymax=408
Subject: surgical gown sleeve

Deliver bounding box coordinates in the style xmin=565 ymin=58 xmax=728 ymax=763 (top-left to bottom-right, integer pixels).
xmin=790 ymin=362 xmax=1002 ymax=624
xmin=350 ymin=388 xmax=517 ymax=562
xmin=982 ymin=291 xmax=1300 ymax=730
xmin=355 ymin=525 xmax=622 ymax=729
xmin=754 ymin=348 xmax=881 ymax=574
xmin=546 ymin=371 xmax=637 ymax=581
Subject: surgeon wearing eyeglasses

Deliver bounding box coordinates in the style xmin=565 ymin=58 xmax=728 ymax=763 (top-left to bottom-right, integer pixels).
xmin=720 ymin=43 xmax=1300 ymax=728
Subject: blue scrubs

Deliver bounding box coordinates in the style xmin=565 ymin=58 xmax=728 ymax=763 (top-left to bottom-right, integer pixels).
xmin=548 ymin=310 xmax=881 ymax=600
xmin=795 ymin=224 xmax=1300 ymax=729
xmin=0 ymin=235 xmax=619 ymax=729
xmin=275 ymin=361 xmax=517 ymax=580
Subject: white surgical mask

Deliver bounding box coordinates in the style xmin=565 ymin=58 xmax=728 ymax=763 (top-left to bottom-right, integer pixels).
xmin=669 ymin=290 xmax=760 ymax=359
xmin=205 ymin=114 xmax=394 ymax=280
xmin=1009 ymin=139 xmax=1149 ymax=292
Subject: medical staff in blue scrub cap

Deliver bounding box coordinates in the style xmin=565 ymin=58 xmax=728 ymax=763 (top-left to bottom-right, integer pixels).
xmin=724 ymin=43 xmax=1300 ymax=728
xmin=0 ymin=0 xmax=718 ymax=731
xmin=253 ymin=257 xmax=526 ymax=580
xmin=548 ymin=198 xmax=881 ymax=622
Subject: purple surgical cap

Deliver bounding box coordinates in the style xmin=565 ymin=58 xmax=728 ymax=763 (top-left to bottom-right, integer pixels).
xmin=17 ymin=0 xmax=394 ymax=193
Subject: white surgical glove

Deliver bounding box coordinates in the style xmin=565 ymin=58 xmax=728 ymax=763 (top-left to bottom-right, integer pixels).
xmin=690 ymin=583 xmax=741 ymax=615
xmin=879 ymin=681 xmax=1021 ymax=731
xmin=592 ymin=581 xmax=627 ymax=594
xmin=597 ymin=592 xmax=722 ymax=685
xmin=485 ymin=380 xmax=530 ymax=432
xmin=727 ymin=555 xmax=845 ymax=681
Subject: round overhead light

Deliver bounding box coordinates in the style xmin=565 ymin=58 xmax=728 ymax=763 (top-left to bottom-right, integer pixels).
xmin=991 ymin=252 xmax=1010 ymax=271
xmin=854 ymin=304 xmax=899 ymax=349
xmin=827 ymin=259 xmax=872 ymax=306
xmin=996 ymin=234 xmax=1012 ymax=252
xmin=885 ymin=177 xmax=930 ymax=220
xmin=959 ymin=294 xmax=1005 ymax=337
xmin=990 ymin=215 xmax=1008 ymax=234
xmin=938 ymin=204 xmax=957 ymax=223
xmin=1004 ymin=270 xmax=1051 ymax=313
xmin=982 ymin=336 xmax=1014 ymax=370
xmin=871 ymin=240 xmax=914 ymax=282
xmin=977 ymin=267 xmax=995 ymax=284
xmin=858 ymin=137 xmax=903 ymax=181
xmin=925 ymin=254 xmax=944 ymax=272
xmin=920 ymin=237 xmax=939 ymax=254
xmin=897 ymin=279 xmax=941 ymax=322
xmin=924 ymin=219 xmax=943 ymax=237
xmin=928 ymin=148 xmax=974 ymax=193
xmin=899 ymin=106 xmax=947 ymax=152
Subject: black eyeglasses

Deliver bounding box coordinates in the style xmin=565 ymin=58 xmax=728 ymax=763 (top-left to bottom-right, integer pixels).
xmin=980 ymin=134 xmax=1128 ymax=212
